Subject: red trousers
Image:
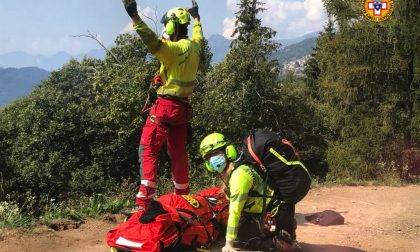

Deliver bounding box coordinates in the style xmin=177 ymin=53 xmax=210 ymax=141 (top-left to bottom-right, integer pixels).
xmin=136 ymin=97 xmax=190 ymax=207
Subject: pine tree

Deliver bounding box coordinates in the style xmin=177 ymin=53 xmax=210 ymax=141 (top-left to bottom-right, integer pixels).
xmin=309 ymin=0 xmax=420 ymax=180
xmin=304 ymin=19 xmax=335 ymax=98
xmin=193 ymin=0 xmax=281 ymax=143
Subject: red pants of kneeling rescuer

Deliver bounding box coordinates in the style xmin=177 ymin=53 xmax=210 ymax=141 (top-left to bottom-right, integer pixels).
xmin=136 ymin=97 xmax=190 ymax=208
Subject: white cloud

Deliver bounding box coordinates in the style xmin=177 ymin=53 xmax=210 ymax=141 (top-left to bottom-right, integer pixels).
xmin=263 ymin=0 xmax=303 ymax=24
xmin=121 ymin=22 xmax=136 ymax=34
xmin=140 ymin=6 xmax=158 ymax=22
xmin=226 ymin=0 xmax=238 ymax=11
xmin=304 ymin=0 xmax=325 ymax=21
xmin=223 ymin=17 xmax=237 ymax=38
xmin=223 ymin=0 xmax=327 ymax=39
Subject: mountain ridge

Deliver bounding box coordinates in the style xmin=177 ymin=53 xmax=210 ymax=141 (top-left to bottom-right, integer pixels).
xmin=207 ymin=31 xmax=319 ymax=64
xmin=0 ymin=49 xmax=105 ymax=71
xmin=275 ymin=37 xmax=317 ymax=63
xmin=0 ymin=67 xmax=50 ymax=107
xmin=0 ymin=32 xmax=319 ymax=69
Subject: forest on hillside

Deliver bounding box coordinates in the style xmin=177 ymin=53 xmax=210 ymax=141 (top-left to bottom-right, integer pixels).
xmin=0 ymin=67 xmax=50 ymax=107
xmin=0 ymin=0 xmax=419 ymax=222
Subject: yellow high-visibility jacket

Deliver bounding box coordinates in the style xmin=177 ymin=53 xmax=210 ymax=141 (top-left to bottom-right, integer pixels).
xmin=226 ymin=164 xmax=272 ymax=241
xmin=133 ymin=19 xmax=203 ymax=98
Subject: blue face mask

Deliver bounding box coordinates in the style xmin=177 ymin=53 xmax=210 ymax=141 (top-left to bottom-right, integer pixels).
xmin=209 ymin=154 xmax=227 ymax=173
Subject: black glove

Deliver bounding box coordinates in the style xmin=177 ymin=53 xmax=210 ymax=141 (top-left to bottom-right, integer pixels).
xmin=188 ymin=0 xmax=200 ymax=19
xmin=122 ymin=0 xmax=139 ymax=18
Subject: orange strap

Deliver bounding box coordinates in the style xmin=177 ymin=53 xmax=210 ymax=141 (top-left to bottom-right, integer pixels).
xmin=282 ymin=138 xmax=301 ymax=161
xmin=247 ymin=136 xmax=302 ymax=168
xmin=247 ymin=135 xmax=266 ymax=172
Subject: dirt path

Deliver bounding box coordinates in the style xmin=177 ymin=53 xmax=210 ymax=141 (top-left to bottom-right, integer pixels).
xmin=296 ymin=185 xmax=420 ymax=252
xmin=1 ymin=186 xmax=419 ymax=252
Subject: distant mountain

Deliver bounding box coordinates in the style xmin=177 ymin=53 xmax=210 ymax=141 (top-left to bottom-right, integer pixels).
xmin=0 ymin=67 xmax=50 ymax=107
xmin=0 ymin=31 xmax=320 ymax=70
xmin=275 ymin=37 xmax=317 ymax=64
xmin=207 ymin=31 xmax=319 ymax=64
xmin=0 ymin=49 xmax=105 ymax=71
xmin=208 ymin=34 xmax=232 ymax=64
xmin=277 ymin=31 xmax=319 ymax=47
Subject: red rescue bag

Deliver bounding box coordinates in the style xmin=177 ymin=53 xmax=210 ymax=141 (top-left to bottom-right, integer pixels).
xmin=106 ymin=187 xmax=229 ymax=252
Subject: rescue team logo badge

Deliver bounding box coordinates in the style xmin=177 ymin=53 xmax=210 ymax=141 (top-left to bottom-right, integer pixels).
xmin=182 ymin=195 xmax=201 ymax=209
xmin=362 ymin=0 xmax=394 ymax=22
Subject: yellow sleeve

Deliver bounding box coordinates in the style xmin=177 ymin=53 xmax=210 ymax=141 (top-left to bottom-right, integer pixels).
xmin=133 ymin=21 xmax=182 ymax=65
xmin=133 ymin=20 xmax=161 ymax=54
xmin=226 ymin=167 xmax=254 ymax=241
xmin=192 ymin=20 xmax=203 ymax=45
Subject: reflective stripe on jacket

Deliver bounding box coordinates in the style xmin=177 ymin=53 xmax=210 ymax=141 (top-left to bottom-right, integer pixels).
xmin=226 ymin=164 xmax=272 ymax=241
xmin=133 ymin=20 xmax=203 ymax=98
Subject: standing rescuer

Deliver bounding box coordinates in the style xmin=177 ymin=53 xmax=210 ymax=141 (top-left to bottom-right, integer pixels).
xmin=121 ymin=0 xmax=203 ymax=210
xmin=200 ymin=129 xmax=311 ymax=252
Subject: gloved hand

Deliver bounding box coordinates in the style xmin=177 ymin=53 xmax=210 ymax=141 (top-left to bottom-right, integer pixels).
xmin=188 ymin=0 xmax=200 ymax=19
xmin=122 ymin=0 xmax=139 ymax=18
xmin=222 ymin=240 xmax=237 ymax=252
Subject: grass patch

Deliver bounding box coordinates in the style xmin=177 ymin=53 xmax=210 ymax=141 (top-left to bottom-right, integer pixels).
xmin=0 ymin=201 xmax=33 ymax=228
xmin=1 ymin=178 xmax=136 ymax=229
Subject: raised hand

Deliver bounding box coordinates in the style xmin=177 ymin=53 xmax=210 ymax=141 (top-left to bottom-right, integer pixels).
xmin=188 ymin=0 xmax=200 ymax=19
xmin=122 ymin=0 xmax=138 ymax=18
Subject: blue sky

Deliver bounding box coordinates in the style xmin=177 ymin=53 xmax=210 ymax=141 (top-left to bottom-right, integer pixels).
xmin=0 ymin=0 xmax=327 ymax=55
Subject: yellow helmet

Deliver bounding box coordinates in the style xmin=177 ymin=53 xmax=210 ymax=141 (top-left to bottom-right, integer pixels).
xmin=200 ymin=133 xmax=238 ymax=172
xmin=200 ymin=133 xmax=227 ymax=158
xmin=161 ymin=7 xmax=191 ymax=35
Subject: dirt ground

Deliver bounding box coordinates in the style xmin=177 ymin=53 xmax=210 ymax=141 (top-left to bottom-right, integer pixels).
xmin=1 ymin=185 xmax=419 ymax=252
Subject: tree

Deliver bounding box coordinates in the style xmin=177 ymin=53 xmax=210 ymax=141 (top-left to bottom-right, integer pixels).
xmin=189 ymin=0 xmax=328 ymax=178
xmin=0 ymin=34 xmax=161 ymax=213
xmin=0 ymin=60 xmax=102 ymax=210
xmin=193 ymin=0 xmax=279 ymax=142
xmin=307 ymin=0 xmax=420 ymax=180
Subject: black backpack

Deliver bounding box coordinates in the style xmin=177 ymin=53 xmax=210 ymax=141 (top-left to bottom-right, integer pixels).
xmin=241 ymin=128 xmax=304 ymax=194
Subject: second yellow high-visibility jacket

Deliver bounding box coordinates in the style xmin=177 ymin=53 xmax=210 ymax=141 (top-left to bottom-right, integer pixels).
xmin=226 ymin=164 xmax=272 ymax=241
